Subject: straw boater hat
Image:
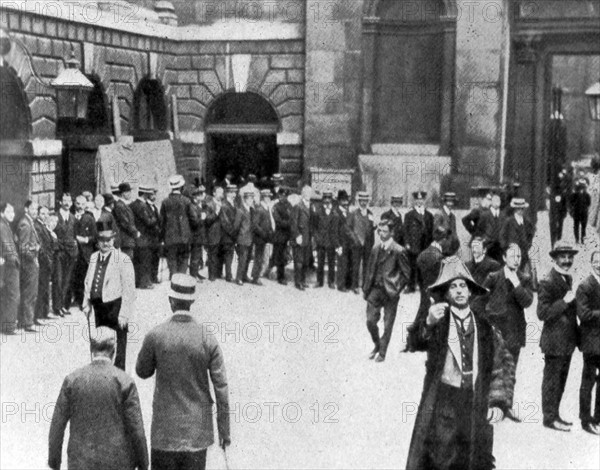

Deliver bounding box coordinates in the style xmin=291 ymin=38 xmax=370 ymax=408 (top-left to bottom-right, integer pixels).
xmin=168 ymin=273 xmax=198 ymax=302
xmin=169 ymin=174 xmax=185 ymax=190
xmin=549 ymin=240 xmax=579 ymax=259
xmin=96 ymin=219 xmax=116 ymax=240
xmin=442 ymin=192 xmax=457 ymax=203
xmin=510 ymin=198 xmax=529 ymax=209
xmin=138 ymin=184 xmax=155 ymax=195
xmin=322 ymin=191 xmax=333 ymax=200
xmin=391 ymin=195 xmax=403 ymax=204
xmin=260 ymin=189 xmax=272 ymax=198
xmin=357 ymin=191 xmax=370 ymax=201
xmin=428 ymin=256 xmax=488 ymax=297
xmin=272 ymin=173 xmax=284 ymax=183
xmin=226 ymin=184 xmax=238 ymax=193
xmin=413 ymin=191 xmax=427 ymax=200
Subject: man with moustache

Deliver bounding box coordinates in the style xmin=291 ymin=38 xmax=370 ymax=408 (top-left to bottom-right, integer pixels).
xmin=17 ymin=201 xmax=41 ymax=332
xmin=406 ymin=258 xmax=515 ymax=470
xmin=73 ymin=195 xmax=97 ymax=309
xmin=205 ymin=186 xmax=224 ymax=282
xmin=465 ymin=236 xmax=501 ymax=287
xmin=291 ymin=186 xmax=313 ymax=291
xmin=53 ymin=193 xmax=78 ymax=317
xmin=130 ymin=185 xmax=160 ymax=288
xmin=576 ymin=250 xmax=600 ymax=435
xmin=272 ymin=188 xmax=293 ymax=285
xmin=113 ymin=183 xmax=140 ymax=260
xmin=537 ymin=241 xmax=580 ymax=432
xmin=34 ymin=206 xmax=56 ymax=323
xmin=480 ymin=243 xmax=534 ymax=422
xmin=404 ymin=191 xmax=434 ymax=293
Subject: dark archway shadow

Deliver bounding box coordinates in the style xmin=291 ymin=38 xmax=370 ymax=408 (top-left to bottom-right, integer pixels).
xmin=133 ymin=77 xmax=169 ymax=141
xmin=0 ymin=65 xmax=32 ymax=141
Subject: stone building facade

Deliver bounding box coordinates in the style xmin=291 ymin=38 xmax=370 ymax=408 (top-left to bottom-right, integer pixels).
xmin=0 ymin=0 xmax=599 ymax=211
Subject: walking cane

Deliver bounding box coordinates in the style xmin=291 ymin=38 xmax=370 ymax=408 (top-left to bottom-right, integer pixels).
xmin=85 ymin=307 xmax=92 ymax=362
xmin=223 ymin=448 xmax=231 ymax=470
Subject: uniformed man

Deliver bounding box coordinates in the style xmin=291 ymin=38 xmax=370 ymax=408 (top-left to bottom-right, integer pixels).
xmin=403 ymin=191 xmax=434 ymax=293
xmin=349 ymin=192 xmax=375 ymax=294
xmin=113 ymin=183 xmax=139 ymax=260
xmin=130 ymin=185 xmax=160 ymax=288
xmin=380 ymin=195 xmax=404 ymax=246
xmin=17 ymin=201 xmax=41 ymax=332
xmin=83 ymin=219 xmax=136 ymax=371
xmin=313 ymin=191 xmax=341 ymax=289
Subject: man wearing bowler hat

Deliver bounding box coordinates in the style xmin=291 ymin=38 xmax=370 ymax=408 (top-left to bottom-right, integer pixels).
xmin=113 ymin=183 xmax=140 ymax=259
xmin=381 ymin=195 xmax=404 ymax=246
xmin=313 ymin=191 xmax=341 ymax=289
xmin=130 ymin=185 xmax=160 ymax=288
xmin=136 ymin=274 xmax=231 ymax=470
xmin=272 ymin=187 xmax=293 ymax=285
xmin=404 ymin=191 xmax=434 ymax=293
xmin=406 ymin=257 xmax=515 ymax=470
xmin=537 ymin=240 xmax=580 ymax=432
xmin=349 ymin=191 xmax=375 ymax=294
xmin=462 ymin=187 xmax=492 ymax=240
xmin=434 ymin=192 xmax=460 ymax=255
xmin=83 ymin=219 xmax=136 ymax=370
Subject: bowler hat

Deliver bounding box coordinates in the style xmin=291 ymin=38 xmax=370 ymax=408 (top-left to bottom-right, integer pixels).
xmin=428 ymin=256 xmax=488 ymax=297
xmin=549 ymin=240 xmax=579 ymax=258
xmin=322 ymin=191 xmax=333 ymax=200
xmin=118 ymin=182 xmax=132 ymax=194
xmin=168 ymin=273 xmax=198 ymax=302
xmin=96 ymin=219 xmax=116 ymax=239
xmin=337 ymin=190 xmax=349 ymax=202
xmin=102 ymin=193 xmax=115 ymax=206
xmin=169 ymin=175 xmax=185 ymax=190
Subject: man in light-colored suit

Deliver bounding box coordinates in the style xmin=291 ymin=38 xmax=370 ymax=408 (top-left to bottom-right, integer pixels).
xmin=136 ymin=274 xmax=230 ymax=470
xmin=48 ymin=329 xmax=148 ymax=470
xmin=83 ymin=219 xmax=136 ymax=370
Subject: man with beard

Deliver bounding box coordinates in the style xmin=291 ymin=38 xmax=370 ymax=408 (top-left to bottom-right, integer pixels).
xmin=73 ymin=195 xmax=97 ymax=309
xmin=406 ymin=258 xmax=515 ymax=470
xmin=537 ymin=241 xmax=580 ymax=432
xmin=17 ymin=200 xmax=41 ymax=332
xmin=53 ymin=193 xmax=78 ymax=317
xmin=131 ymin=185 xmax=160 ymax=288
xmin=576 ymin=250 xmax=600 ymax=435
xmin=404 ymin=191 xmax=434 ymax=293
xmin=381 ymin=195 xmax=404 ymax=246
xmin=363 ymin=219 xmax=410 ymax=362
xmin=1 ymin=202 xmax=20 ymax=335
xmin=404 ymin=226 xmax=448 ymax=353
xmin=481 ymin=243 xmax=534 ymax=423
xmin=272 ymin=188 xmax=292 ymax=285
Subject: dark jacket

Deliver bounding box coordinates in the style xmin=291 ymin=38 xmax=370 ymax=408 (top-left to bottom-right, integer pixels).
xmin=136 ymin=314 xmax=230 ymax=452
xmin=204 ymin=198 xmax=222 ymax=247
xmin=113 ymin=200 xmax=138 ymax=250
xmin=362 ymin=241 xmax=411 ymax=299
xmin=74 ymin=211 xmax=97 ymax=263
xmin=253 ymin=204 xmax=274 ymax=245
xmin=130 ymin=199 xmax=160 ymax=248
xmin=406 ymin=308 xmax=515 ymax=470
xmin=160 ymin=193 xmax=196 ymax=246
xmin=290 ymin=201 xmax=311 ymax=247
xmin=499 ymin=215 xmax=535 ymax=262
xmin=481 ymin=268 xmax=534 ymax=349
xmin=54 ymin=210 xmax=78 ymax=257
xmin=99 ymin=209 xmax=120 ymax=248
xmin=537 ymin=268 xmax=580 ymax=356
xmin=466 ymin=257 xmax=502 ymax=287
xmin=337 ymin=207 xmax=359 ymax=249
xmin=312 ymin=205 xmax=340 ymax=249
xmin=404 ymin=209 xmax=434 ymax=255
xmin=569 ymin=191 xmax=591 ymax=219
xmin=0 ymin=216 xmax=19 ymax=286
xmin=35 ymin=218 xmax=56 ymax=268
xmin=272 ymin=199 xmax=292 ymax=245
xmin=219 ymin=201 xmax=237 ymax=246
xmin=462 ymin=207 xmax=485 ymax=237
xmin=479 ymin=209 xmax=504 ymax=249
xmin=17 ymin=214 xmax=41 ymax=262
xmin=48 ymin=360 xmax=148 ymax=470
xmin=234 ymin=204 xmax=253 ymax=247
xmin=189 ymin=202 xmax=207 ymax=245
xmin=349 ymin=208 xmax=375 ymax=248
xmin=576 ymin=274 xmax=600 ymax=355
xmin=381 ymin=209 xmax=403 ymax=245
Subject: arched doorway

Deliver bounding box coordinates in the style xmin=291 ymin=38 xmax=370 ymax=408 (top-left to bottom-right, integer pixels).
xmin=205 ymin=92 xmax=280 ymax=186
xmin=133 ymin=77 xmax=169 ymax=141
xmin=0 ymin=65 xmax=31 ymax=141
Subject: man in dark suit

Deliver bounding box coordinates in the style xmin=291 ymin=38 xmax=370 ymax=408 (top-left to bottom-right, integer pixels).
xmin=433 ymin=192 xmax=460 ymax=255
xmin=349 ymin=191 xmax=375 ymax=294
xmin=251 ymin=189 xmax=275 ymax=285
xmin=537 ymin=241 xmax=580 ymax=432
xmin=161 ymin=175 xmax=198 ymax=279
xmin=1 ymin=202 xmax=20 ymax=335
xmin=272 ymin=188 xmax=292 ymax=285
xmin=188 ymin=186 xmax=208 ymax=281
xmin=205 ymin=186 xmax=223 ymax=281
xmin=380 ymin=195 xmax=404 ymax=246
xmin=406 ymin=259 xmax=515 ymax=470
xmin=466 ymin=236 xmax=502 ymax=287
xmin=136 ymin=274 xmax=230 ymax=470
xmin=548 ymin=168 xmax=570 ymax=246
xmin=145 ymin=189 xmax=162 ymax=283
xmin=405 ymin=226 xmax=448 ymax=353
xmin=73 ymin=195 xmax=97 ymax=308
xmin=462 ymin=187 xmax=492 ymax=239
xmin=569 ymin=179 xmax=592 ymax=245
xmin=336 ymin=191 xmax=358 ymax=292
xmin=403 ymin=191 xmax=434 ymax=293
xmin=49 ymin=330 xmax=148 ymax=470
xmin=34 ymin=206 xmax=56 ymax=322
xmin=291 ymin=186 xmax=313 ymax=290
xmin=17 ymin=200 xmax=41 ymax=332
xmin=480 ymin=191 xmax=504 ymax=263
xmin=313 ymin=191 xmax=341 ymax=289
xmin=363 ymin=219 xmax=411 ymax=362
xmin=131 ymin=185 xmax=160 ymax=288
xmin=219 ymin=185 xmax=238 ymax=282
xmin=53 ymin=193 xmax=78 ymax=317
xmin=499 ymin=198 xmax=535 ymax=274
xmin=234 ymin=190 xmax=254 ymax=285
xmin=113 ymin=183 xmax=139 ymax=259
xmin=576 ymin=250 xmax=600 ymax=435
xmin=481 ymin=243 xmax=534 ymax=422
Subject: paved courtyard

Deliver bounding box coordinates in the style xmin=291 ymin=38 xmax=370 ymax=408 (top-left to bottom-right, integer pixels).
xmin=1 ymin=212 xmax=599 ymax=469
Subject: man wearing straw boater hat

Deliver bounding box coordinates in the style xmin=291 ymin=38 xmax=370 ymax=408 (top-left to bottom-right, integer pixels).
xmin=537 ymin=240 xmax=580 ymax=432
xmin=499 ymin=197 xmax=535 ymax=273
xmin=349 ymin=191 xmax=375 ymax=294
xmin=406 ymin=257 xmax=514 ymax=470
xmin=83 ymin=219 xmax=136 ymax=370
xmin=130 ymin=184 xmax=160 ymax=289
xmin=136 ymin=274 xmax=231 ymax=470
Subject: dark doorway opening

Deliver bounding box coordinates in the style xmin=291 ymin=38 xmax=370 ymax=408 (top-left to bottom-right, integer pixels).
xmin=133 ymin=77 xmax=169 ymax=142
xmin=209 ymin=133 xmax=278 ymax=184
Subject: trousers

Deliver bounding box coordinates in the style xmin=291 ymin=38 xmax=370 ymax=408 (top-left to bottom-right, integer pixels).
xmin=19 ymin=255 xmax=39 ymax=328
xmin=580 ymin=354 xmax=600 ymax=425
xmin=365 ymin=287 xmax=399 ymax=359
xmin=542 ymin=354 xmax=572 ymax=423
xmin=151 ymin=449 xmax=207 ymax=470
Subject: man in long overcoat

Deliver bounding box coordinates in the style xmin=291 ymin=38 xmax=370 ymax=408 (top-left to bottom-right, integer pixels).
xmin=290 ymin=186 xmax=312 ymax=290
xmin=205 ymin=186 xmax=223 ymax=281
xmin=113 ymin=183 xmax=139 ymax=259
xmin=219 ymin=185 xmax=238 ymax=282
xmin=251 ymin=189 xmax=275 ymax=285
xmin=272 ymin=188 xmax=292 ymax=285
xmin=34 ymin=206 xmax=56 ymax=322
xmin=406 ymin=258 xmax=515 ymax=470
xmin=73 ymin=195 xmax=97 ymax=307
xmin=234 ymin=190 xmax=254 ymax=285
xmin=349 ymin=192 xmax=375 ymax=293
xmin=433 ymin=192 xmax=460 ymax=255
xmin=48 ymin=330 xmax=148 ymax=470
xmin=404 ymin=191 xmax=434 ymax=293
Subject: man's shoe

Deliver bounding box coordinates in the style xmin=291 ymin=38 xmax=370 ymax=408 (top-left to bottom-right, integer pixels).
xmin=197 ymin=274 xmax=206 ymax=280
xmin=352 ymin=288 xmax=360 ymax=295
xmin=328 ymin=283 xmax=336 ymax=289
xmin=368 ymin=348 xmax=379 ymax=360
xmin=314 ymin=283 xmax=324 ymax=288
xmin=375 ymin=354 xmax=385 ymax=363
xmin=61 ymin=308 xmax=71 ymax=316
xmin=295 ymin=284 xmax=305 ymax=291
xmin=23 ymin=327 xmax=37 ymax=333
xmin=235 ymin=280 xmax=244 ymax=286
xmin=338 ymin=287 xmax=348 ymax=293
xmin=557 ymin=417 xmax=573 ymax=426
xmin=505 ymin=410 xmax=522 ymax=423
xmin=543 ymin=420 xmax=571 ymax=432
xmin=582 ymin=422 xmax=600 ymax=435
xmin=278 ymin=280 xmax=288 ymax=286
xmin=34 ymin=319 xmax=43 ymax=326
xmin=252 ymin=280 xmax=263 ymax=286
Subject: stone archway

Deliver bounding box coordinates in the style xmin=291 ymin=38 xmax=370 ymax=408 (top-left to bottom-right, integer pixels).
xmin=205 ymin=92 xmax=280 ymax=186
xmin=0 ymin=65 xmax=32 ymax=141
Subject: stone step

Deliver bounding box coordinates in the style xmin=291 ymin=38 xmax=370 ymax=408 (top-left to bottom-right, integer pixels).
xmin=371 ymin=143 xmax=440 ymax=156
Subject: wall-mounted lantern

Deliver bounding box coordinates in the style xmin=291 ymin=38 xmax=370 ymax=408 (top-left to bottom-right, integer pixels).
xmin=585 ymin=80 xmax=600 ymax=122
xmin=51 ymin=50 xmax=94 ymax=120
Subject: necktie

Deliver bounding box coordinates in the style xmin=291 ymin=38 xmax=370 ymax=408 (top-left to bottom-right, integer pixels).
xmin=453 ymin=313 xmax=472 ymax=335
xmin=563 ymin=275 xmax=572 ymax=290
